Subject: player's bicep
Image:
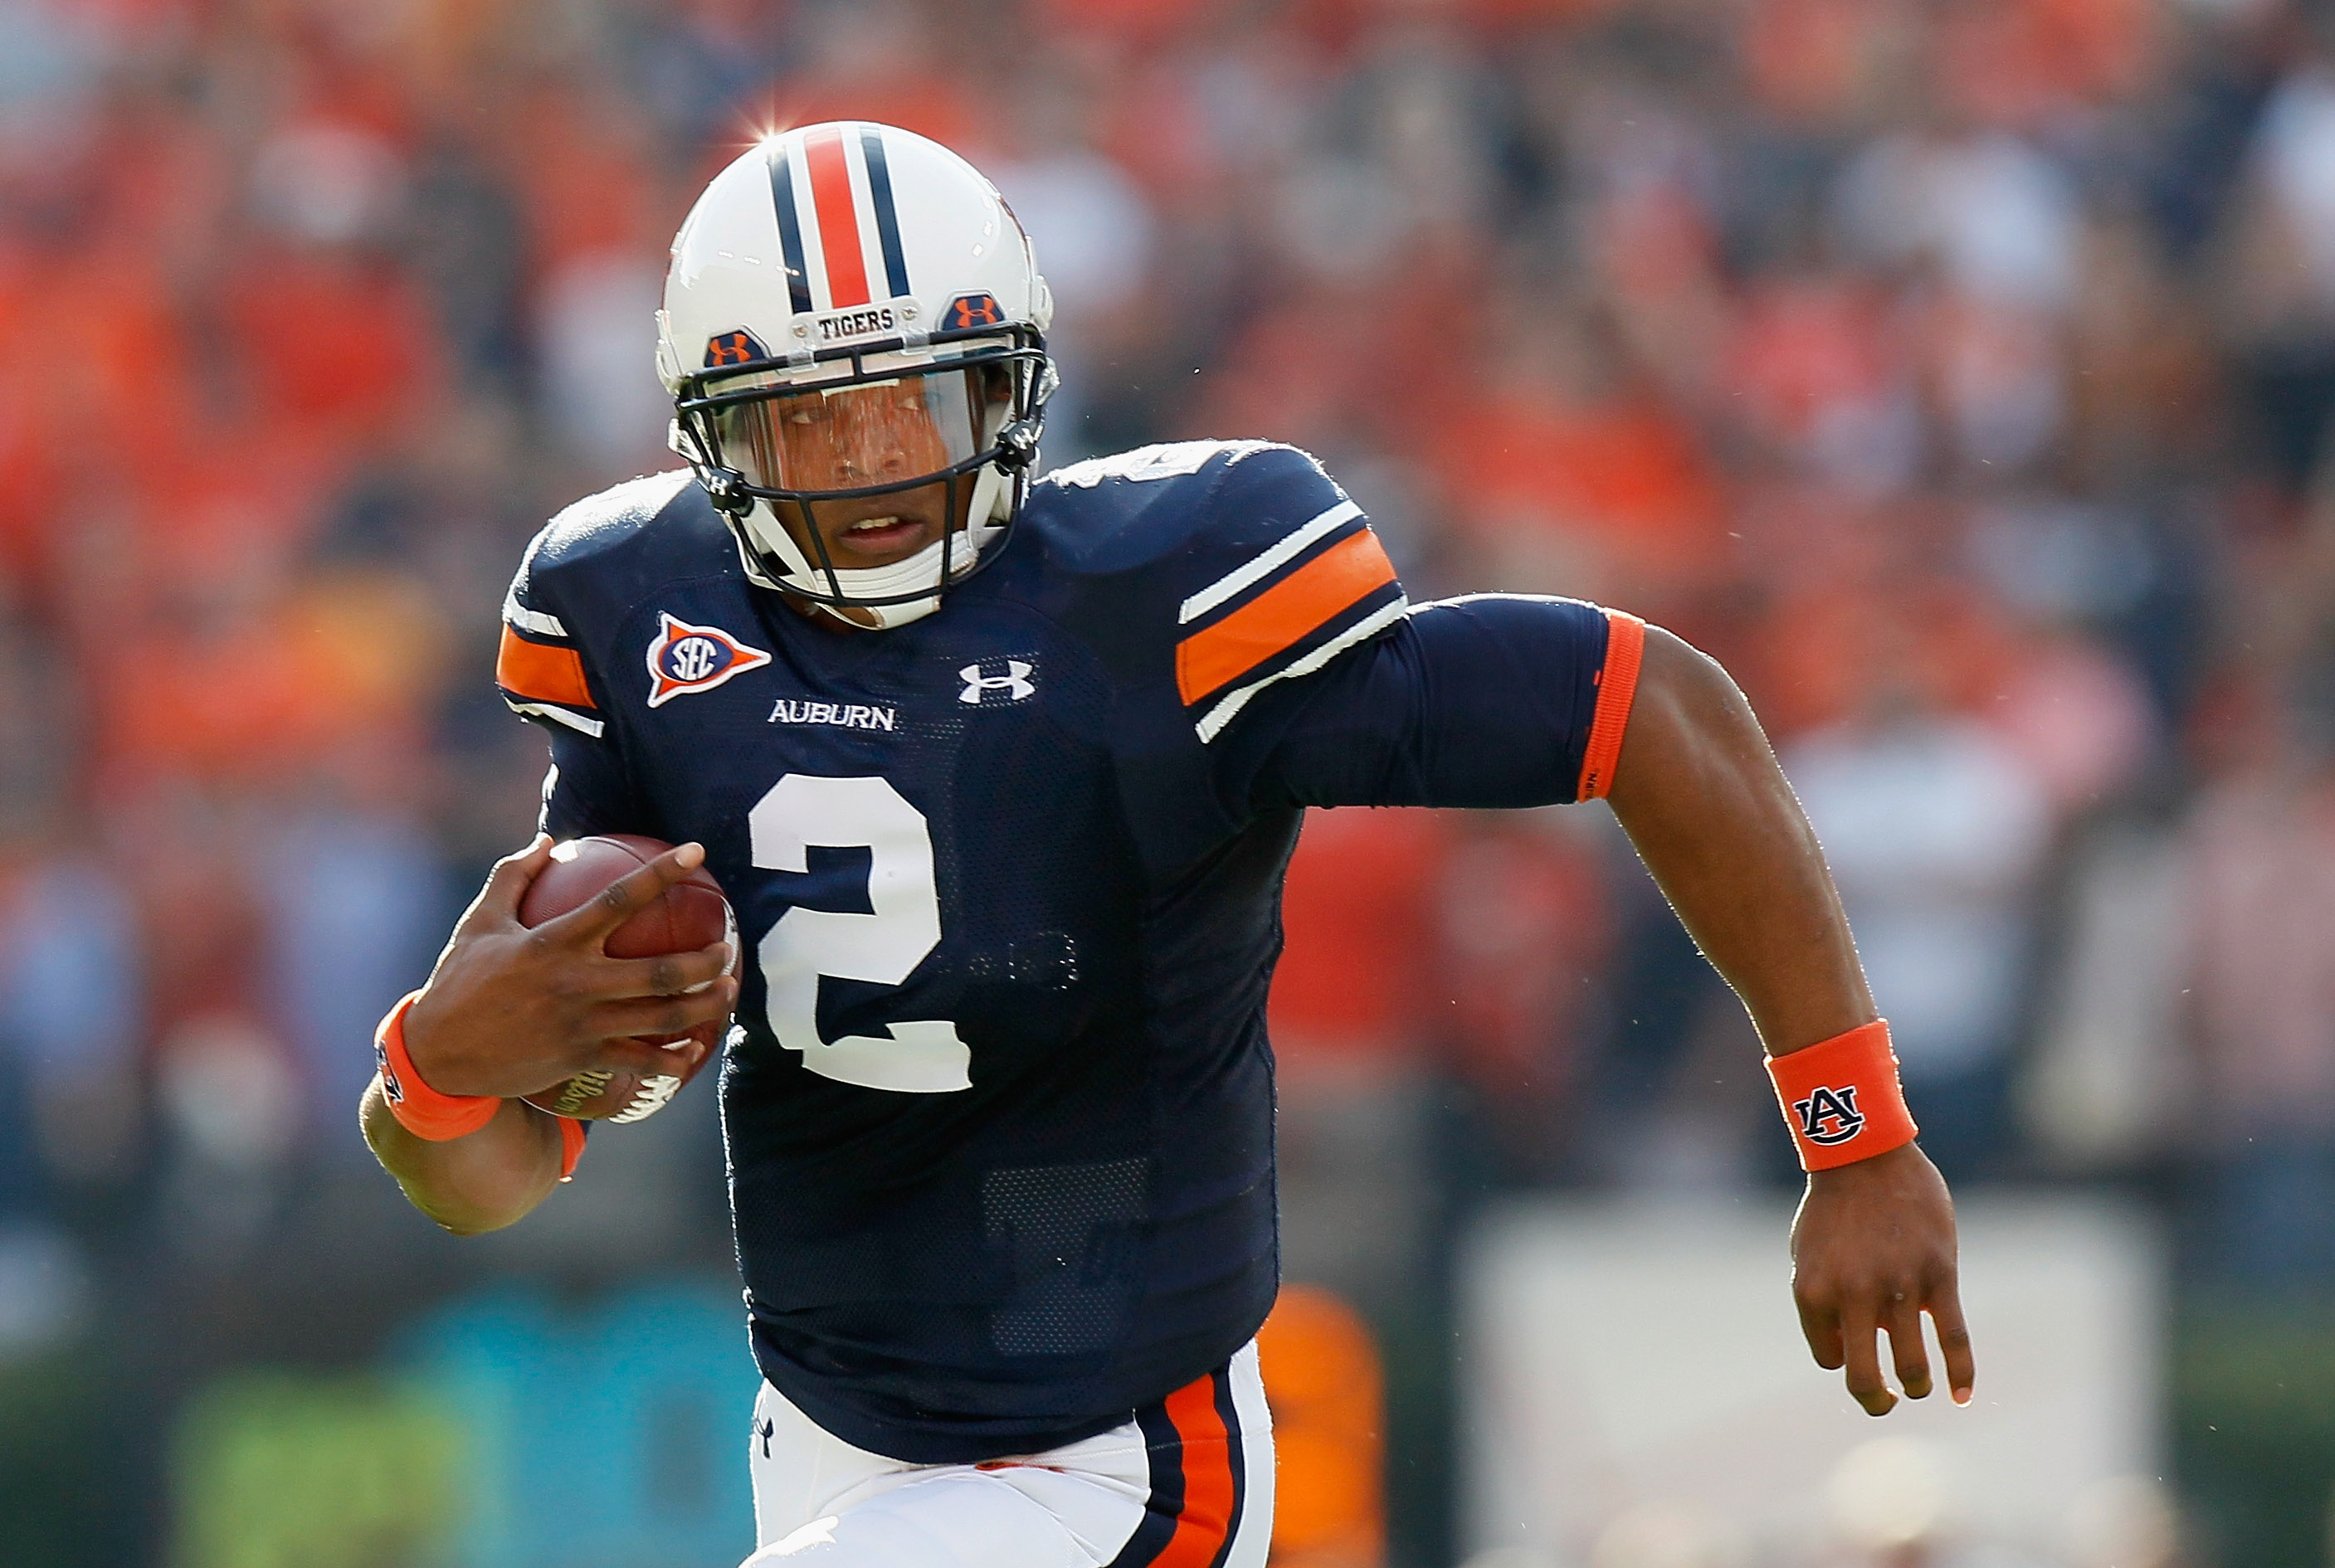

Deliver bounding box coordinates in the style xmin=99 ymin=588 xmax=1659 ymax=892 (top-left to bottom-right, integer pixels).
xmin=1246 ymin=594 xmax=1644 ymax=809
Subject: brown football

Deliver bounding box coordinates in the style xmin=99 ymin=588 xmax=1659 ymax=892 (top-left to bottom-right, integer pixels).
xmin=516 ymin=834 xmax=736 ymax=1122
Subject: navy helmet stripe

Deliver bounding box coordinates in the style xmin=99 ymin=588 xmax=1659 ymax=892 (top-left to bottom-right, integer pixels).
xmin=766 ymin=144 xmax=813 ymax=315
xmin=858 ymin=125 xmax=912 ymax=300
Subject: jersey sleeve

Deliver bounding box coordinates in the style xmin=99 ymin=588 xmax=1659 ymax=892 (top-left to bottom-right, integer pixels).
xmin=1164 ymin=444 xmax=1411 ymax=746
xmin=497 ymin=534 xmax=645 ymax=838
xmin=535 ymin=730 xmax=641 ymax=839
xmin=496 ymin=540 xmax=607 ymax=739
xmin=1223 ymin=592 xmax=1647 ymax=810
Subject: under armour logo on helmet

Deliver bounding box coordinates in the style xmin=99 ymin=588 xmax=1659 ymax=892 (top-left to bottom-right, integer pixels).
xmin=959 ymin=660 xmax=1036 ymax=704
xmin=945 ymin=293 xmax=1004 ymax=329
xmin=704 ymin=329 xmax=770 ymax=368
xmin=1792 ymin=1084 xmax=1866 ymax=1146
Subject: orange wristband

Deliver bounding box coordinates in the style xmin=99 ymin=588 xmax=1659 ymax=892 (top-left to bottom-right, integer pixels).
xmin=375 ymin=991 xmax=501 ymax=1142
xmin=557 ymin=1114 xmax=587 ymax=1181
xmin=1766 ymin=1019 xmax=1918 ymax=1171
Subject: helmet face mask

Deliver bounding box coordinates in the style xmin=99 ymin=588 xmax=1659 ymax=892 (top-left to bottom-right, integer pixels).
xmin=657 ymin=122 xmax=1056 ymax=629
xmin=671 ymin=327 xmax=1051 ymax=620
xmin=704 ymin=356 xmax=1009 ymax=496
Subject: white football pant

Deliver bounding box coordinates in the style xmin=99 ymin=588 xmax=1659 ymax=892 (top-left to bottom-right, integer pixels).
xmin=741 ymin=1342 xmax=1273 ymax=1568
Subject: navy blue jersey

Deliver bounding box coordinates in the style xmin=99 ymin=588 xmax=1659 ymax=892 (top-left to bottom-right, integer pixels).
xmin=495 ymin=441 xmax=1643 ymax=1462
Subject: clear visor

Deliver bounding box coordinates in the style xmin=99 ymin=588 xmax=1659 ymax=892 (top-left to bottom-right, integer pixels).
xmin=710 ymin=363 xmax=1010 ymax=494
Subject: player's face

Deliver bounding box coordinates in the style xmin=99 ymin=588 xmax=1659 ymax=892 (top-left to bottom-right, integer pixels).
xmin=714 ymin=365 xmax=1007 ymax=571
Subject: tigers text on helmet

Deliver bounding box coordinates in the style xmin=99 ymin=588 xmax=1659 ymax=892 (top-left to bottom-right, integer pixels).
xmin=657 ymin=122 xmax=1055 ymax=630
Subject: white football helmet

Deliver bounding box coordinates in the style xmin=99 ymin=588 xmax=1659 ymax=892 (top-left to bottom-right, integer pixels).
xmin=657 ymin=122 xmax=1055 ymax=629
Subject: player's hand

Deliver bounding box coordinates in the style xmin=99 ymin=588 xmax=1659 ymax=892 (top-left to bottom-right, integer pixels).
xmin=1787 ymin=1142 xmax=1973 ymax=1416
xmin=402 ymin=835 xmax=739 ymax=1100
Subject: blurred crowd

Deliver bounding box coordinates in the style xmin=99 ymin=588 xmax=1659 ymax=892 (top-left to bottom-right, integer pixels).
xmin=2 ymin=0 xmax=2335 ymax=1561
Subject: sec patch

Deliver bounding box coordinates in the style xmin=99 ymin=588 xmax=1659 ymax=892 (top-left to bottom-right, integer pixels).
xmin=646 ymin=612 xmax=773 ymax=708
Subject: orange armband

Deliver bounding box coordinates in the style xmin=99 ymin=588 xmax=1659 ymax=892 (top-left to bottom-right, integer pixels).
xmin=374 ymin=991 xmax=501 ymax=1142
xmin=1765 ymin=1019 xmax=1919 ymax=1171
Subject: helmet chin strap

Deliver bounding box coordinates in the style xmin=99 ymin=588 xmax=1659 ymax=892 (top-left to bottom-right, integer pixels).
xmin=729 ymin=465 xmax=1012 ymax=631
xmin=801 ymin=529 xmax=981 ymax=630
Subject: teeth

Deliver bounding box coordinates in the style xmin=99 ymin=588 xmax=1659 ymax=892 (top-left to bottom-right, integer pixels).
xmin=849 ymin=517 xmax=901 ymax=532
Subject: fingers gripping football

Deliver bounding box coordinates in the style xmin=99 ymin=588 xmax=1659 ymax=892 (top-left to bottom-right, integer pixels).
xmin=400 ymin=835 xmax=739 ymax=1108
xmin=517 ymin=835 xmax=739 ymax=1122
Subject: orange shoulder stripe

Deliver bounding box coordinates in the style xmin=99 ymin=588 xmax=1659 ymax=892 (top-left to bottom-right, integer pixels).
xmin=1575 ymin=610 xmax=1645 ymax=801
xmin=1153 ymin=1372 xmax=1236 ymax=1568
xmin=496 ymin=626 xmax=597 ymax=710
xmin=1175 ymin=529 xmax=1397 ymax=705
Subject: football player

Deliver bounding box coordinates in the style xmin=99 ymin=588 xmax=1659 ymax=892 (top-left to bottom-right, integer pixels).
xmin=361 ymin=124 xmax=1972 ymax=1568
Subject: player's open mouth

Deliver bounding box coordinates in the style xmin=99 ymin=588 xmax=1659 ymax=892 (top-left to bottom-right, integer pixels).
xmin=828 ymin=514 xmax=932 ymax=561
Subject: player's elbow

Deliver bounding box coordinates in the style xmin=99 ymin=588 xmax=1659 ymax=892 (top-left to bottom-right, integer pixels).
xmin=400 ymin=1166 xmax=556 ymax=1236
xmin=359 ymin=1080 xmax=559 ymax=1237
xmin=428 ymin=1200 xmax=536 ymax=1238
xmin=403 ymin=1157 xmax=560 ymax=1237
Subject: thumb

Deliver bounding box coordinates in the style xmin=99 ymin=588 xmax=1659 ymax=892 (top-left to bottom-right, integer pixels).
xmin=468 ymin=834 xmax=555 ymax=927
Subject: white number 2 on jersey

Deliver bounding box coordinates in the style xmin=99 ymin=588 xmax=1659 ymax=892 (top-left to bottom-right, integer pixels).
xmin=748 ymin=773 xmax=972 ymax=1093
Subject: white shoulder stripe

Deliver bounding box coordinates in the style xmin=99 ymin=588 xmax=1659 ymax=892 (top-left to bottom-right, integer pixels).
xmin=1193 ymin=595 xmax=1408 ymax=743
xmin=1177 ymin=499 xmax=1362 ymax=626
xmin=503 ymin=591 xmax=568 ymax=640
xmin=504 ymin=699 xmax=605 ymax=738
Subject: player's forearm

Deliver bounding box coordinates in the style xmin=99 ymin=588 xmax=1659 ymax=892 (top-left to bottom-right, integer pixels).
xmin=1603 ymin=626 xmax=1875 ymax=1056
xmin=359 ymin=1076 xmax=564 ymax=1234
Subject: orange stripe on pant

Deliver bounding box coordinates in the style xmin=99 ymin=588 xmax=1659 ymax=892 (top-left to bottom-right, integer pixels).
xmin=496 ymin=626 xmax=596 ymax=710
xmin=1153 ymin=1373 xmax=1236 ymax=1568
xmin=1175 ymin=529 xmax=1397 ymax=704
xmin=804 ymin=124 xmax=870 ymax=308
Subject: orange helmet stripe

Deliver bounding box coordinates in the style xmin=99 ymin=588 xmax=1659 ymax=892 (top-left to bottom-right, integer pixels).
xmin=804 ymin=124 xmax=870 ymax=309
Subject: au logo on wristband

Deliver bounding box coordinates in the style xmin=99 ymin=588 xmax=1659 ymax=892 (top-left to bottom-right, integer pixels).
xmin=1794 ymin=1084 xmax=1865 ymax=1145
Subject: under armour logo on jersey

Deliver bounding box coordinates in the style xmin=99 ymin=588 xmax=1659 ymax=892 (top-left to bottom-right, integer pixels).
xmin=1792 ymin=1084 xmax=1866 ymax=1146
xmin=646 ymin=612 xmax=773 ymax=707
xmin=959 ymin=660 xmax=1036 ymax=704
